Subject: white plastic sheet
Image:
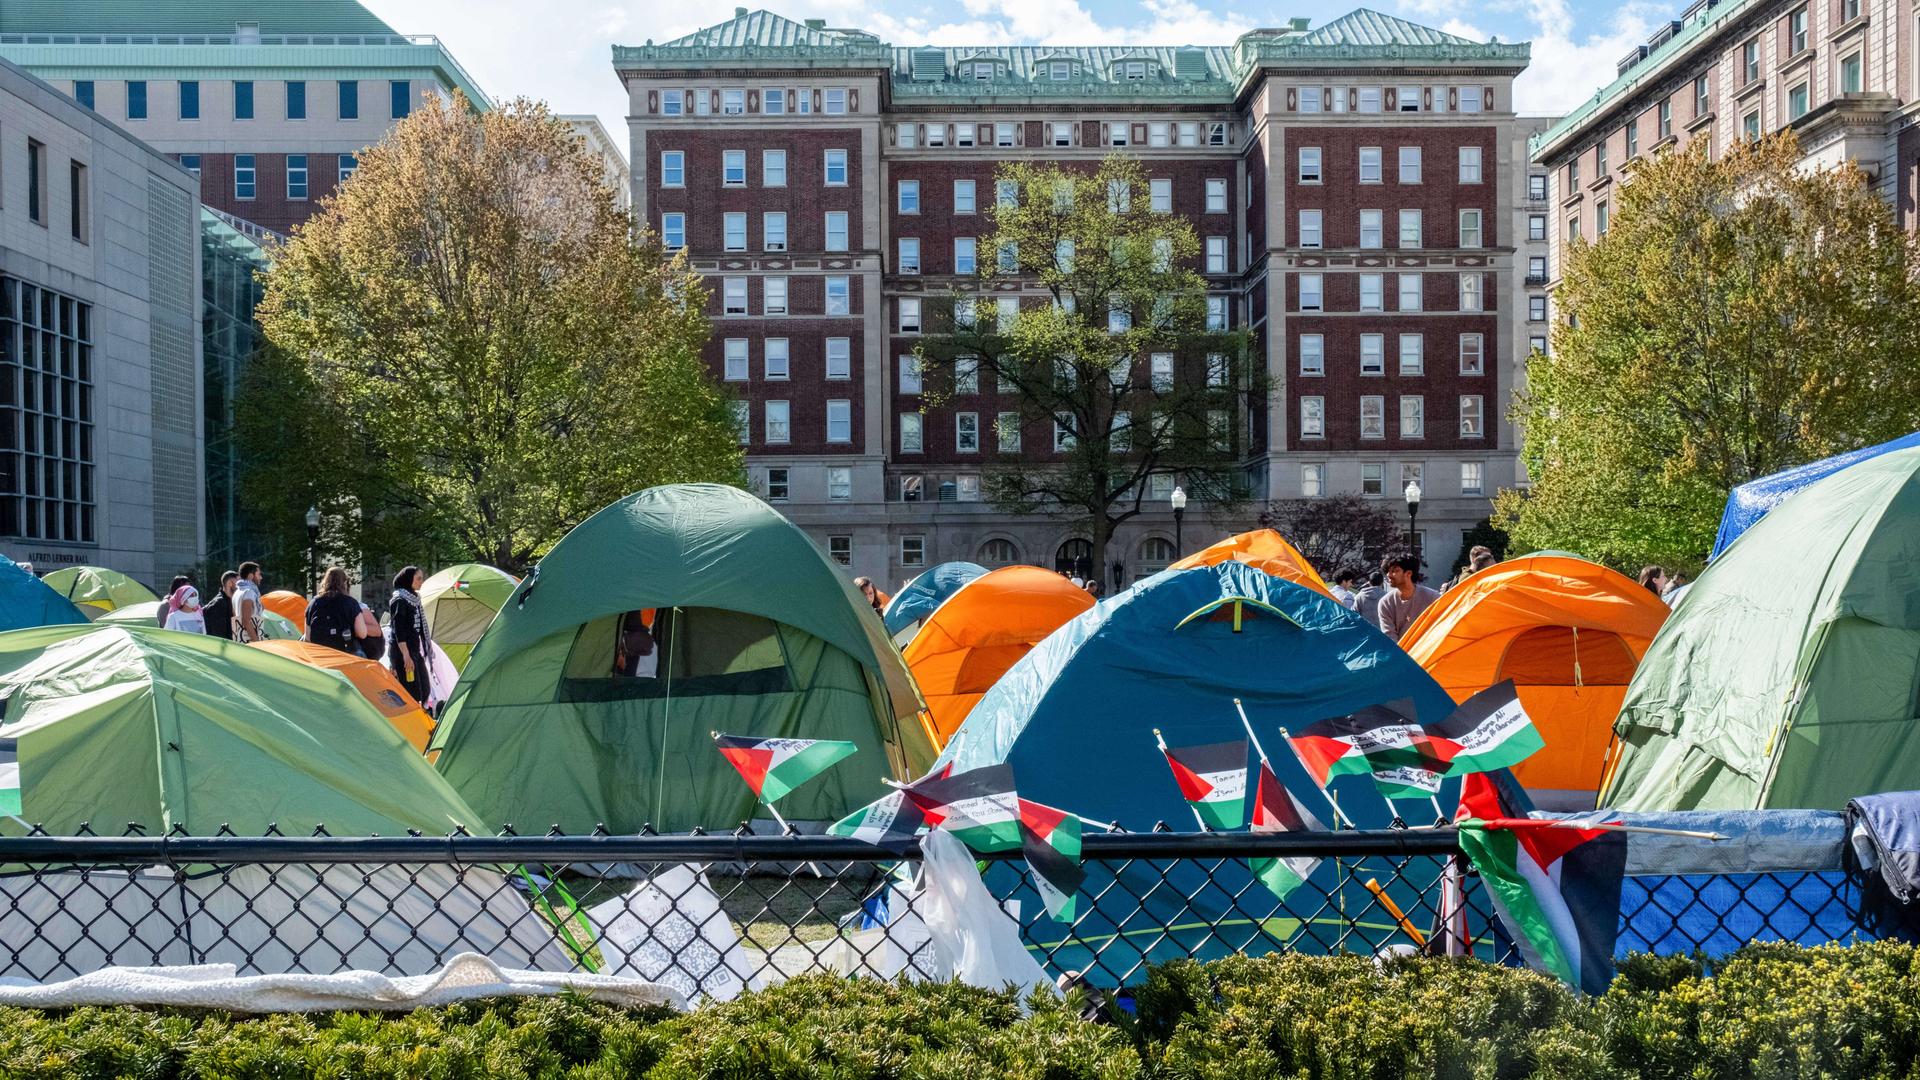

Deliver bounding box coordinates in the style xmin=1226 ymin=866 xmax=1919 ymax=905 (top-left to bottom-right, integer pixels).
xmin=914 ymin=830 xmax=1051 ymax=996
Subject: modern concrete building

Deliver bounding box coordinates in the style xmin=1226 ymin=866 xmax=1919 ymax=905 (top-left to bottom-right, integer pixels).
xmin=0 ymin=56 xmax=204 ymax=585
xmin=1532 ymin=0 xmax=1912 ymax=290
xmin=0 ymin=0 xmax=491 ymax=234
xmin=616 ymin=9 xmax=1538 ymax=588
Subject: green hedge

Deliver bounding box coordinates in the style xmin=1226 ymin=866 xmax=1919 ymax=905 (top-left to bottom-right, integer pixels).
xmin=3 ymin=941 xmax=1920 ymax=1079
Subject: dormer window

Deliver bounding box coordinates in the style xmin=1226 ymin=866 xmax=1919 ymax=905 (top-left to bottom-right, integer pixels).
xmin=1049 ymin=61 xmax=1072 ymax=80
xmin=959 ymin=57 xmax=1006 ymax=82
xmin=1122 ymin=61 xmax=1150 ymax=80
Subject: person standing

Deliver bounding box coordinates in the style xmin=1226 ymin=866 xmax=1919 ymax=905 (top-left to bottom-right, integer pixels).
xmin=387 ymin=566 xmax=433 ymax=704
xmin=1637 ymin=566 xmax=1667 ymax=598
xmin=1377 ymin=552 xmax=1441 ymax=643
xmin=232 ymin=562 xmax=266 ymax=643
xmin=202 ymin=571 xmax=239 ymax=641
xmin=853 ymin=576 xmax=885 ymax=614
xmin=305 ymin=567 xmax=369 ymax=654
xmin=1329 ymin=568 xmax=1360 ymax=609
xmin=162 ymin=586 xmax=206 ymax=633
xmin=1353 ymin=570 xmax=1388 ymax=628
xmin=157 ymin=575 xmax=192 ymax=627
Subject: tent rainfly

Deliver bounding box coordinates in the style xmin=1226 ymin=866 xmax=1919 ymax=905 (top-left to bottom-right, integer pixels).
xmin=1711 ymin=430 xmax=1920 ymax=560
xmin=1167 ymin=530 xmax=1337 ymax=599
xmin=883 ymin=562 xmax=986 ymax=641
xmin=41 ymin=566 xmax=157 ymax=618
xmin=0 ymin=557 xmax=87 ymax=632
xmin=422 ymin=563 xmax=519 ymax=671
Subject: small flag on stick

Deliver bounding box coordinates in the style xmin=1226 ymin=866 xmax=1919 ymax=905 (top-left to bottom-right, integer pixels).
xmin=1425 ymin=681 xmax=1544 ymax=777
xmin=1288 ymin=700 xmax=1447 ymax=801
xmin=900 ymin=763 xmax=1023 ymax=853
xmin=1248 ymin=758 xmax=1324 ymax=900
xmin=713 ymin=733 xmax=858 ymax=803
xmin=1018 ymin=798 xmax=1084 ymax=921
xmin=1156 ymin=732 xmax=1248 ymax=830
xmin=830 ymin=763 xmax=953 ymax=848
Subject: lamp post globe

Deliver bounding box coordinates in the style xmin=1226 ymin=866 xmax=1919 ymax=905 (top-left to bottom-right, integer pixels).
xmin=1169 ymin=484 xmax=1188 ymax=559
xmin=1403 ymin=481 xmax=1422 ymax=551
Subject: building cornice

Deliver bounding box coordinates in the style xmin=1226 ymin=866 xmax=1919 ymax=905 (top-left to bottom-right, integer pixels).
xmin=0 ymin=39 xmax=490 ymax=106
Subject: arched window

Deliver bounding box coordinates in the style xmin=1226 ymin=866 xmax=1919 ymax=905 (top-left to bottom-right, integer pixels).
xmin=1138 ymin=537 xmax=1176 ymax=578
xmin=1054 ymin=538 xmax=1093 ymax=578
xmin=978 ymin=538 xmax=1019 ymax=566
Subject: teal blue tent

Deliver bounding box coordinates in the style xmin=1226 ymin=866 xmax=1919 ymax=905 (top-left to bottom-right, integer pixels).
xmin=937 ymin=562 xmax=1470 ymax=980
xmin=0 ymin=556 xmax=87 ymax=631
xmin=882 ymin=562 xmax=986 ymax=639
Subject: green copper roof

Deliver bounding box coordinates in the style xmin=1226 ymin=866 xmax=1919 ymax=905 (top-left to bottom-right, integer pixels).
xmin=662 ymin=10 xmax=874 ymax=49
xmin=0 ymin=0 xmax=395 ymax=36
xmin=1295 ymin=9 xmax=1480 ymax=47
xmin=1530 ymin=0 xmax=1762 ymax=162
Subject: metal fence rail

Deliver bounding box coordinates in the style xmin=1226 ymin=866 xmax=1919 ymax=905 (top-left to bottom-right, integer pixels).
xmin=0 ymin=826 xmax=1879 ymax=997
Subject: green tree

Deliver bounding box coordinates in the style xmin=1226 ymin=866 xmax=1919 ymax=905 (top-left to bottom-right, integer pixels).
xmin=1498 ymin=133 xmax=1920 ymax=571
xmin=1260 ymin=495 xmax=1405 ymax=577
xmin=253 ymin=94 xmax=743 ymax=575
xmin=914 ymin=156 xmax=1253 ymax=577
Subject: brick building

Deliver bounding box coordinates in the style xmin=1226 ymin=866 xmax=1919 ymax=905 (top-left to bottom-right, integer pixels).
xmin=617 ymin=9 xmax=1541 ymax=589
xmin=1532 ymin=0 xmax=1914 ymax=291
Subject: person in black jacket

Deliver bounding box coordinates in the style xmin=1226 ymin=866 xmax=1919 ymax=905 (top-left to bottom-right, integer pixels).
xmin=387 ymin=565 xmax=433 ymax=704
xmin=202 ymin=572 xmax=239 ymax=640
xmin=305 ymin=567 xmax=367 ymax=653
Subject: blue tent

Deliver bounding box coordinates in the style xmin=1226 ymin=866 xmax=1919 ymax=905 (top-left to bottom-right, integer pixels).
xmin=1711 ymin=431 xmax=1920 ymax=560
xmin=937 ymin=562 xmax=1466 ymax=980
xmin=882 ymin=562 xmax=986 ymax=639
xmin=0 ymin=556 xmax=87 ymax=632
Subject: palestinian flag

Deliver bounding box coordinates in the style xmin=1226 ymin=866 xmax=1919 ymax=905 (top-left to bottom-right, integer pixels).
xmin=901 ymin=763 xmax=1022 ymax=853
xmin=1426 ymin=682 xmax=1545 ymax=777
xmin=1289 ymin=700 xmax=1446 ymax=800
xmin=1019 ymin=798 xmax=1084 ymax=921
xmin=0 ymin=736 xmax=16 ymax=817
xmin=1454 ymin=773 xmax=1627 ymax=995
xmin=713 ymin=733 xmax=858 ymax=803
xmin=829 ymin=789 xmax=926 ymax=847
xmin=1248 ymin=759 xmax=1323 ymax=901
xmin=1160 ymin=738 xmax=1248 ymax=830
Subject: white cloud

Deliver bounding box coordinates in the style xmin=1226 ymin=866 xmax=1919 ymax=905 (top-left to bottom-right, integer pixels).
xmin=1510 ymin=0 xmax=1660 ymax=116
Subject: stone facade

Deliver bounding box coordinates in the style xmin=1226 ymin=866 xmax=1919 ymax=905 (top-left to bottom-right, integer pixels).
xmin=618 ymin=10 xmax=1540 ymax=589
xmin=0 ymin=57 xmax=203 ymax=584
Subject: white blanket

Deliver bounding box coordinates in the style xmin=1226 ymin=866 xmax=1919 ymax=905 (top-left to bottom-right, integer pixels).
xmin=0 ymin=951 xmax=688 ymax=1013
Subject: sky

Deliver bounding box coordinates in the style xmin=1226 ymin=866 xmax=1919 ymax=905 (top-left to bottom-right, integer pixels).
xmin=362 ymin=0 xmax=1670 ymax=161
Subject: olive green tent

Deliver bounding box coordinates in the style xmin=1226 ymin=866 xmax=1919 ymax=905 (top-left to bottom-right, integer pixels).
xmin=430 ymin=484 xmax=935 ymax=834
xmin=422 ymin=563 xmax=518 ymax=671
xmin=1603 ymin=446 xmax=1920 ymax=811
xmin=42 ymin=566 xmax=157 ymax=618
xmin=97 ymin=601 xmax=297 ymax=639
xmin=0 ymin=623 xmax=483 ymax=836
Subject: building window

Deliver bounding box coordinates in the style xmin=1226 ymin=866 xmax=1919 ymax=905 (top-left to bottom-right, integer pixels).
xmin=1744 ymin=110 xmax=1762 ymax=141
xmin=723 ymin=338 xmax=749 ymax=380
xmin=1299 ymin=209 xmax=1323 ymax=248
xmin=67 ymin=162 xmax=88 ymax=242
xmin=1460 ymin=273 xmax=1483 ymax=312
xmin=1359 ymin=146 xmax=1382 ymax=183
xmin=1460 ymin=85 xmax=1484 ymax=112
xmin=1300 ymin=86 xmax=1323 ymax=112
xmin=1300 ymin=396 xmax=1325 ymax=439
xmin=1298 ymin=146 xmax=1322 ymax=183
xmin=822 ymin=276 xmax=850 ymax=317
xmin=1202 ymin=235 xmax=1228 ymax=273
xmin=763 ymin=149 xmax=786 ymax=187
xmin=824 ymin=88 xmax=848 ymax=114
xmin=828 ymin=536 xmax=852 ymax=564
xmin=1360 ymin=396 xmax=1385 ymax=439
xmin=233 ymin=80 xmax=255 ymax=120
xmin=1205 ymin=178 xmax=1227 ymax=212
xmin=1529 ymin=214 xmax=1547 ymax=241
xmin=1844 ymin=0 xmax=1861 ymax=18
xmin=764 ymin=400 xmax=791 ymax=443
xmin=1461 ymin=461 xmax=1484 ymax=496
xmin=180 ymin=154 xmax=201 ymax=177
xmin=390 ymin=79 xmax=411 ymax=119
xmin=1149 ymin=352 xmax=1175 ymax=391
xmin=723 ymin=213 xmax=747 ymax=252
xmin=1400 ymin=396 xmax=1424 ymax=439
xmin=996 ymin=179 xmax=1019 ymax=208
xmin=1298 ymin=334 xmax=1324 ymax=376
xmin=825 ymin=149 xmax=848 ymax=186
xmin=898 ymin=238 xmax=920 ymax=274
xmin=1299 ymin=273 xmax=1323 ymax=311
xmin=1398 ymin=85 xmax=1422 ymax=111
xmin=1567 ymin=157 xmax=1580 ymax=187
xmin=826 ymin=400 xmax=852 ymax=443
xmin=955 ymin=179 xmax=976 ymax=214
xmin=766 ymin=467 xmax=789 ymax=500
xmin=956 ymin=412 xmax=980 ymax=452
xmin=72 ymin=81 xmax=94 ymax=109
xmin=286 ymin=154 xmax=308 ymax=199
xmin=899 ymin=355 xmax=923 ymax=395
xmin=1399 ymin=334 xmax=1423 ymax=376
xmin=1695 ymin=74 xmax=1710 ymax=116
xmin=1460 ymin=395 xmax=1485 ymax=437
xmin=177 ymin=80 xmax=199 ymax=120
xmin=731 ymin=401 xmax=751 ymax=445
xmin=1362 ymin=463 xmax=1385 ymax=495
xmin=1399 ymin=146 xmax=1422 ymax=183
xmin=660 ymin=89 xmax=684 ymax=116
xmin=1788 ymin=82 xmax=1810 ymax=120
xmin=1841 ymin=52 xmax=1864 ymax=94
xmin=1207 ymin=296 xmax=1229 ymax=330
xmin=1050 ymin=121 xmax=1074 ymax=146
xmin=1359 ymin=86 xmax=1383 ymax=112
xmin=764 ymin=276 xmax=788 ymax=315
xmin=954 ymin=355 xmax=979 ymax=394
xmin=1789 ymin=6 xmax=1809 ymax=54
xmin=723 ymin=150 xmax=746 ymax=186
xmin=824 ymin=337 xmax=850 ymax=379
xmin=825 ymin=212 xmax=849 ymax=252
xmin=990 ymin=122 xmax=1014 ymax=147
xmin=900 ymin=535 xmax=926 ymax=567
xmin=1458 ymin=209 xmax=1483 ymax=248
xmin=951 ymin=236 xmax=977 ymax=274
xmin=25 ymin=141 xmax=46 ymax=224
xmin=763 ymin=212 xmax=788 ymax=252
xmin=1529 ymin=295 xmax=1547 ymax=321
xmin=1361 ymin=274 xmax=1384 ymax=312
xmin=996 ymin=411 xmax=1021 ymax=452
xmin=1530 ymin=334 xmax=1549 ymax=356
xmin=234 ymin=153 xmax=256 ymax=199
xmin=661 ymin=212 xmax=685 ymax=249
xmin=1528 ymin=174 xmax=1547 ymax=201
xmin=1596 ymin=199 xmax=1611 ymax=235
xmin=1618 ymin=126 xmax=1630 ymax=163
xmin=1458 ymin=146 xmax=1482 ymax=183
xmin=285 ymin=80 xmax=306 ymax=120
xmin=899 ymin=297 xmax=921 ymax=333
xmin=1359 ymin=209 xmax=1384 ymax=249
xmin=1398 ymin=273 xmax=1422 ymax=311
xmin=900 ymin=413 xmax=923 ymax=453
xmin=1398 ymin=208 xmax=1422 ymax=248
xmin=1301 ymin=462 xmax=1325 ymax=496
xmin=1658 ymin=99 xmax=1673 ymax=139
xmin=898 ymin=179 xmax=919 ymax=213
xmin=720 ymin=276 xmax=748 ymax=318
xmin=763 ymin=88 xmax=786 ymax=115
xmin=1743 ymin=39 xmax=1760 ymax=83
xmin=719 ymin=88 xmax=745 ymax=115
xmin=1568 ymin=213 xmax=1582 ymax=243
xmin=126 ymin=80 xmax=147 ymax=120
xmin=660 ymin=151 xmax=684 ymax=187
xmin=1460 ymin=334 xmax=1485 ymax=375
xmin=1360 ymin=334 xmax=1384 ymax=374
xmin=0 ymin=278 xmax=96 ymax=541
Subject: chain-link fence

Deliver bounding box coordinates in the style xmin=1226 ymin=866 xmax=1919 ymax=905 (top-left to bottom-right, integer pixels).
xmin=0 ymin=823 xmax=1880 ymax=998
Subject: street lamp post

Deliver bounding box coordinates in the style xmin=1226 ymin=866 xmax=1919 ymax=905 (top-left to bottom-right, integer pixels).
xmin=1170 ymin=484 xmax=1188 ymax=559
xmin=304 ymin=505 xmax=321 ymax=596
xmin=1403 ymin=481 xmax=1422 ymax=552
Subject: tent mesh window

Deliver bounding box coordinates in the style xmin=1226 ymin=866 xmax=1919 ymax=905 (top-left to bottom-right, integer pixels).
xmin=560 ymin=607 xmax=793 ymax=701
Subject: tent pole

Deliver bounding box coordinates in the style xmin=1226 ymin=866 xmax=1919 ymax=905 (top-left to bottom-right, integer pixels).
xmin=654 ymin=608 xmax=677 ymax=827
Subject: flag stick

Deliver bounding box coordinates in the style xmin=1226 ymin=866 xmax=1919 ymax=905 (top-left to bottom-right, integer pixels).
xmin=879 ymin=778 xmax=1116 ymax=832
xmin=1445 ymin=819 xmax=1727 ymax=841
xmin=1363 ymin=876 xmax=1427 ymax=947
xmin=761 ymin=801 xmax=825 ymax=877
xmin=1153 ymin=728 xmax=1211 ymax=833
xmin=1429 ymin=795 xmax=1449 ymax=823
xmin=1270 ymin=721 xmax=1360 ymax=830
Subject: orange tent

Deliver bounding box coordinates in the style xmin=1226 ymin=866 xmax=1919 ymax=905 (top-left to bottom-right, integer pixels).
xmin=252 ymin=640 xmax=435 ymax=752
xmin=261 ymin=590 xmax=309 ymax=634
xmin=903 ymin=565 xmax=1095 ymax=748
xmin=1169 ymin=529 xmax=1336 ymax=600
xmin=1399 ymin=553 xmax=1670 ymax=809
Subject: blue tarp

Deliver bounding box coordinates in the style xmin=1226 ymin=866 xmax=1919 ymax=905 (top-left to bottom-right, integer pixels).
xmin=882 ymin=562 xmax=986 ymax=638
xmin=0 ymin=556 xmax=86 ymax=632
xmin=1710 ymin=430 xmax=1920 ymax=560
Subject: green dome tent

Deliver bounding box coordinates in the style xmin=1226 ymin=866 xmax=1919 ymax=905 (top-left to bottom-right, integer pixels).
xmin=94 ymin=600 xmax=297 ymax=639
xmin=430 ymin=484 xmax=935 ymax=834
xmin=422 ymin=563 xmax=518 ymax=671
xmin=42 ymin=566 xmax=158 ymax=618
xmin=1603 ymin=446 xmax=1920 ymax=811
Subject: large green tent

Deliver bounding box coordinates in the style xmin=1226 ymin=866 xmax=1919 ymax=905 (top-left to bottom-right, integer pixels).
xmin=430 ymin=484 xmax=935 ymax=834
xmin=0 ymin=623 xmax=484 ymax=836
xmin=42 ymin=566 xmax=158 ymax=618
xmin=422 ymin=563 xmax=518 ymax=671
xmin=1603 ymin=446 xmax=1920 ymax=811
